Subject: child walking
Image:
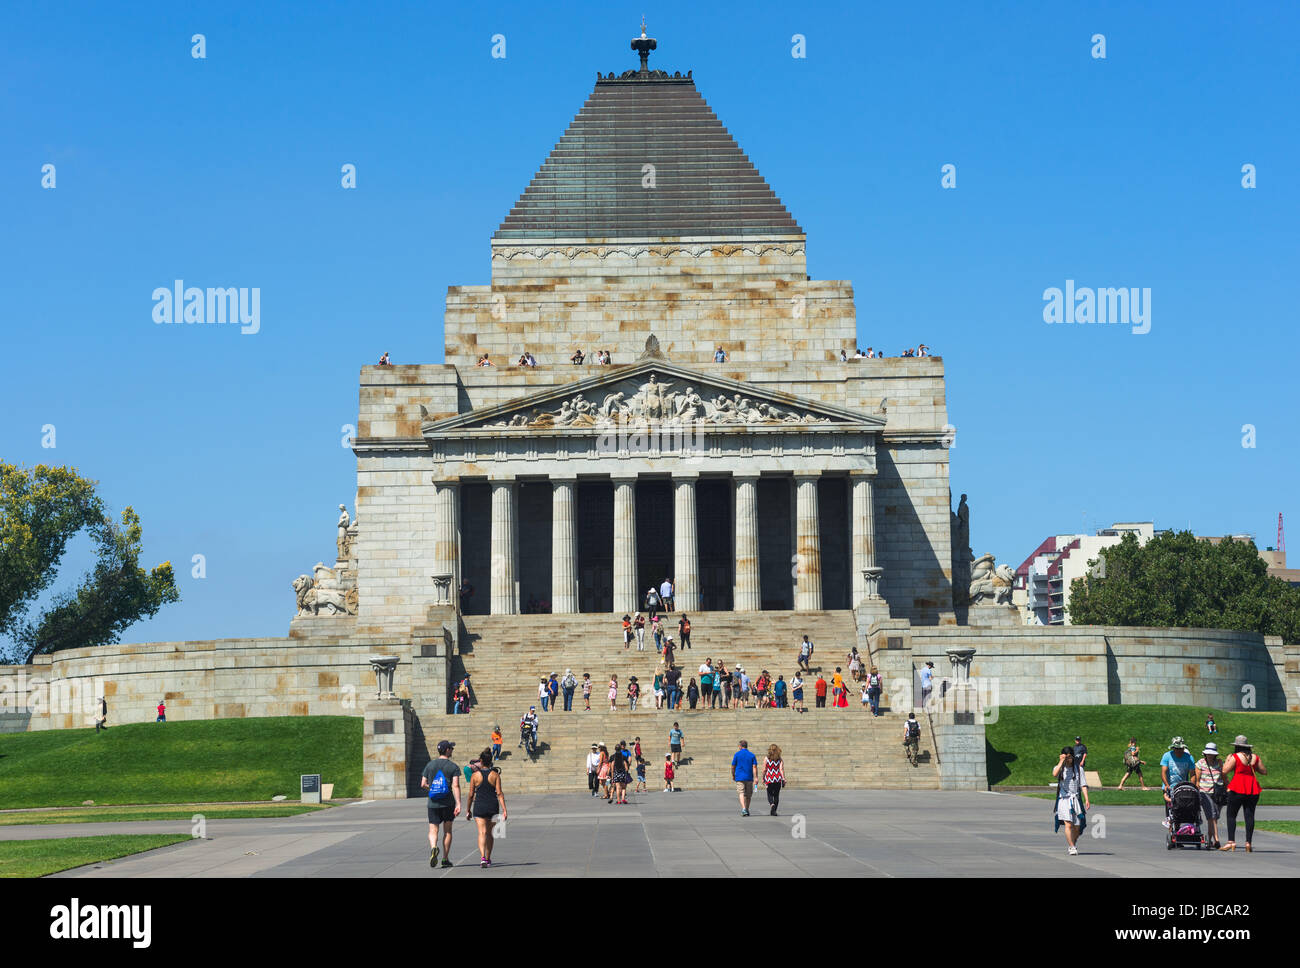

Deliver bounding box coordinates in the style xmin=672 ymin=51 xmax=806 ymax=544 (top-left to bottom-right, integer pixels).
xmin=663 ymin=754 xmax=675 ymax=792
xmin=635 ymin=757 xmax=647 ymax=793
xmin=582 ymin=673 xmax=592 ymax=710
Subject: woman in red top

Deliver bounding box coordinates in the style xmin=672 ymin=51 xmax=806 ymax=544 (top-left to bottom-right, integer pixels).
xmin=1219 ymin=734 xmax=1267 ymax=852
xmin=763 ymin=744 xmax=786 ymax=816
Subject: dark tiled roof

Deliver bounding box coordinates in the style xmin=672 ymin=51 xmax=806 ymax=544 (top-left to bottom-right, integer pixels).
xmin=494 ymin=75 xmax=803 ymax=240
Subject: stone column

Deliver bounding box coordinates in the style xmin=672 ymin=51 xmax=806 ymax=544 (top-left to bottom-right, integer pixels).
xmin=673 ymin=476 xmax=699 ymax=612
xmin=795 ymin=474 xmax=823 ymax=611
xmin=490 ymin=479 xmax=518 ymax=615
xmin=733 ymin=474 xmax=762 ymax=611
xmin=850 ymin=473 xmax=880 ymax=604
xmin=612 ymin=477 xmax=638 ymax=614
xmin=432 ymin=480 xmax=460 ymax=600
xmin=551 ymin=478 xmax=578 ymax=613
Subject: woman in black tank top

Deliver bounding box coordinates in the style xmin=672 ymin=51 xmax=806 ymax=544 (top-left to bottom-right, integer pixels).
xmin=467 ymin=748 xmax=507 ymax=867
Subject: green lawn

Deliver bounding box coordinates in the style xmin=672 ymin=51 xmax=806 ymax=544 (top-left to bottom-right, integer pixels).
xmin=0 ymin=803 xmax=330 ymax=825
xmin=1254 ymin=821 xmax=1300 ymax=836
xmin=1018 ymin=789 xmax=1300 ymax=806
xmin=0 ymin=834 xmax=192 ymax=878
xmin=0 ymin=717 xmax=362 ymax=809
xmin=986 ymin=706 xmax=1299 ymax=789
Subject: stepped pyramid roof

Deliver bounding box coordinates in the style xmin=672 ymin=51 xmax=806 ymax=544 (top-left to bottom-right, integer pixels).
xmin=494 ymin=24 xmax=803 ymax=242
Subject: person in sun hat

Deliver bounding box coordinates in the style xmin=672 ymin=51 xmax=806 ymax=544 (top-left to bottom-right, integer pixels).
xmin=1195 ymin=741 xmax=1226 ymax=848
xmin=586 ymin=742 xmax=601 ymax=797
xmin=1220 ymin=734 xmax=1268 ymax=852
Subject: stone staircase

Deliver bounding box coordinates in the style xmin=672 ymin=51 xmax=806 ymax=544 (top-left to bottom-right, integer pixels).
xmin=419 ymin=610 xmax=940 ymax=792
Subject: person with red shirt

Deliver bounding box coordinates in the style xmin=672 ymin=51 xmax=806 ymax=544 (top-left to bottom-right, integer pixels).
xmin=814 ymin=674 xmax=828 ymax=708
xmin=1219 ymin=735 xmax=1268 ymax=852
xmin=156 ymin=700 xmax=166 ymax=722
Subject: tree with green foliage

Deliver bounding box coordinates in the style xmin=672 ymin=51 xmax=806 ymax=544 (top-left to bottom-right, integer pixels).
xmin=0 ymin=463 xmax=179 ymax=663
xmin=1068 ymin=530 xmax=1300 ymax=642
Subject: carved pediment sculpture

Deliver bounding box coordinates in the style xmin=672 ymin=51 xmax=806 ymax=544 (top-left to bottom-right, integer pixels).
xmin=482 ymin=373 xmax=832 ymax=430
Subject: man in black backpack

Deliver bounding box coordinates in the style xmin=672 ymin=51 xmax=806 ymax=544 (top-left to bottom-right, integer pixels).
xmin=904 ymin=713 xmax=921 ymax=766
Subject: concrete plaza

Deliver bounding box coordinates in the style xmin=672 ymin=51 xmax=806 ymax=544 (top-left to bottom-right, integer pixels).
xmin=1 ymin=791 xmax=1290 ymax=878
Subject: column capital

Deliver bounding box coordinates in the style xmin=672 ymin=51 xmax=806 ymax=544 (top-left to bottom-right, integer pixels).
xmin=487 ymin=474 xmax=517 ymax=485
xmin=794 ymin=471 xmax=822 ymax=483
xmin=670 ymin=471 xmax=700 ymax=482
xmin=431 ymin=476 xmax=461 ymax=488
xmin=549 ymin=475 xmax=579 ymax=486
xmin=732 ymin=472 xmax=762 ymax=483
xmin=610 ymin=474 xmax=639 ymax=485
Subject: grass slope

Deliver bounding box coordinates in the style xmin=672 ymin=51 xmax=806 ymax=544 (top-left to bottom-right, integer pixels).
xmin=0 ymin=717 xmax=362 ymax=809
xmin=986 ymin=707 xmax=1299 ymax=789
xmin=1018 ymin=789 xmax=1300 ymax=806
xmin=0 ymin=803 xmax=329 ymax=825
xmin=1254 ymin=821 xmax=1300 ymax=836
xmin=0 ymin=834 xmax=191 ymax=878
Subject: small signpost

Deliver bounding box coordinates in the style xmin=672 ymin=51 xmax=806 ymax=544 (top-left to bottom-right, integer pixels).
xmin=301 ymin=774 xmax=322 ymax=804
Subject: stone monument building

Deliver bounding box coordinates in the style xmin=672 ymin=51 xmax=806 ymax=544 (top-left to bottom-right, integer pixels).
xmin=352 ymin=31 xmax=956 ymax=636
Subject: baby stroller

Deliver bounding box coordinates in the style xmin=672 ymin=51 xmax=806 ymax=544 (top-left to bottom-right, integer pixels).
xmin=1165 ymin=781 xmax=1205 ymax=849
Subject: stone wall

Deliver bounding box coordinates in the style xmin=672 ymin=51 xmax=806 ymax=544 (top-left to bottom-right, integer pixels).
xmin=904 ymin=624 xmax=1288 ymax=710
xmin=5 ymin=622 xmax=1291 ymax=738
xmin=0 ymin=630 xmax=425 ymax=733
xmin=445 ymin=245 xmax=857 ymax=369
xmin=354 ymin=454 xmax=439 ymax=634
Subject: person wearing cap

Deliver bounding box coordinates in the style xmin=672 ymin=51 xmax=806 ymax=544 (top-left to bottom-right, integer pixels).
xmin=920 ymin=661 xmax=935 ymax=709
xmin=1220 ymin=734 xmax=1268 ymax=852
xmin=1195 ymin=741 xmax=1226 ymax=848
xmin=586 ymin=743 xmax=602 ymax=797
xmin=421 ymin=740 xmax=461 ymax=868
xmin=490 ymin=725 xmax=503 ymax=762
xmin=1159 ymin=737 xmax=1197 ymax=827
xmin=520 ymin=707 xmax=540 ymax=754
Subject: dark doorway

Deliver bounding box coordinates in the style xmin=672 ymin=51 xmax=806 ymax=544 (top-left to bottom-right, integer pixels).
xmin=576 ymin=481 xmax=613 ymax=612
xmin=636 ymin=479 xmax=673 ymax=602
xmin=518 ymin=482 xmax=552 ymax=612
xmin=697 ymin=477 xmax=733 ymax=610
xmin=459 ymin=482 xmax=491 ymax=615
xmin=819 ymin=476 xmax=851 ymax=609
xmin=757 ymin=477 xmax=794 ymax=609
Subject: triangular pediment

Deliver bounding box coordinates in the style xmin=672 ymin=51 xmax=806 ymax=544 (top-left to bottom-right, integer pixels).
xmin=422 ymin=360 xmax=884 ymax=436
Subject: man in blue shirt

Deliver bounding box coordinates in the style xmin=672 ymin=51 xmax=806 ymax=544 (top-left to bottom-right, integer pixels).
xmin=1160 ymin=736 xmax=1196 ymax=788
xmin=1160 ymin=736 xmax=1198 ymax=827
xmin=731 ymin=740 xmax=759 ymax=817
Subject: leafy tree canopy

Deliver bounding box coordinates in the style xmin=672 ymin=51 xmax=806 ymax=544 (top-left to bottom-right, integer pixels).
xmin=1067 ymin=530 xmax=1300 ymax=642
xmin=0 ymin=463 xmax=180 ymax=663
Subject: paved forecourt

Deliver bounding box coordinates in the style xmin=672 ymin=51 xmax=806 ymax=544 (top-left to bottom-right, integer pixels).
xmin=20 ymin=792 xmax=1295 ymax=878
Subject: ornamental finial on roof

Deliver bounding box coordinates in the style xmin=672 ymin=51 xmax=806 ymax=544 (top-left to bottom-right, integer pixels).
xmin=631 ymin=17 xmax=656 ymax=74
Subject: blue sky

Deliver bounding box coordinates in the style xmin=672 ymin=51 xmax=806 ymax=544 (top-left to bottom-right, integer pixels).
xmin=2 ymin=0 xmax=1297 ymax=646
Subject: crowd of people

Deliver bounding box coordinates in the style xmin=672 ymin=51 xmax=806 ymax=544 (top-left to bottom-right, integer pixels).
xmin=841 ymin=345 xmax=931 ymax=360
xmin=583 ymin=732 xmax=786 ymax=816
xmin=570 ymin=348 xmax=613 ymax=364
xmin=521 ymin=625 xmax=892 ymax=719
xmin=1053 ymin=722 xmax=1269 ymax=856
